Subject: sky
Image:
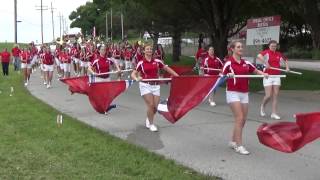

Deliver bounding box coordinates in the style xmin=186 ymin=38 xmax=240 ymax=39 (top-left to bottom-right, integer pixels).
xmin=0 ymin=0 xmax=90 ymax=44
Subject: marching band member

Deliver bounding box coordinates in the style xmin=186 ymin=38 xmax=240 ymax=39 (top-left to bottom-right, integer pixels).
xmin=202 ymin=46 xmax=224 ymax=106
xmin=20 ymin=47 xmax=32 ymax=86
xmin=257 ymin=40 xmax=289 ymax=120
xmin=42 ymin=47 xmax=55 ymax=88
xmin=88 ymin=46 xmax=121 ymax=113
xmin=79 ymin=47 xmax=89 ymax=75
xmin=131 ymin=44 xmax=178 ymax=132
xmin=195 ymin=43 xmax=208 ymax=75
xmin=222 ymin=41 xmax=268 ymax=155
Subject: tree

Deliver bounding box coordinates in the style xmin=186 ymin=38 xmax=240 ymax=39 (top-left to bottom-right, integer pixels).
xmin=300 ymin=0 xmax=320 ymax=49
xmin=183 ymin=0 xmax=267 ymax=58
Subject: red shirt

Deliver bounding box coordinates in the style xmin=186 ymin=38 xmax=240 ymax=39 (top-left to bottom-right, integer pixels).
xmin=60 ymin=52 xmax=71 ymax=63
xmin=136 ymin=58 xmax=166 ymax=79
xmin=124 ymin=49 xmax=132 ymax=61
xmin=113 ymin=49 xmax=121 ymax=59
xmin=1 ymin=52 xmax=11 ymax=63
xmin=260 ymin=49 xmax=287 ymax=75
xmin=222 ymin=56 xmax=256 ymax=93
xmin=71 ymin=47 xmax=80 ymax=58
xmin=134 ymin=52 xmax=144 ymax=64
xmin=195 ymin=48 xmax=207 ymax=61
xmin=43 ymin=52 xmax=54 ymax=65
xmin=91 ymin=57 xmax=114 ymax=78
xmin=153 ymin=49 xmax=163 ymax=60
xmin=31 ymin=46 xmax=38 ymax=56
xmin=12 ymin=47 xmax=21 ymax=57
xmin=21 ymin=51 xmax=31 ymax=64
xmin=203 ymin=55 xmax=223 ymax=75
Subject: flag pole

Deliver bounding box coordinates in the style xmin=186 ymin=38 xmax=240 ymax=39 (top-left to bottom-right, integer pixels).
xmin=268 ymin=67 xmax=302 ymax=75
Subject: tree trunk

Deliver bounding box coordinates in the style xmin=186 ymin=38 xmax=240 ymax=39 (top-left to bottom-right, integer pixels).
xmin=172 ymin=30 xmax=181 ymax=62
xmin=210 ymin=32 xmax=228 ymax=59
xmin=151 ymin=32 xmax=159 ymax=53
xmin=311 ymin=29 xmax=320 ymax=49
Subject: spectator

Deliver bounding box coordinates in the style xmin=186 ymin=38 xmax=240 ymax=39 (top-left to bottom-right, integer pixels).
xmin=0 ymin=48 xmax=11 ymax=76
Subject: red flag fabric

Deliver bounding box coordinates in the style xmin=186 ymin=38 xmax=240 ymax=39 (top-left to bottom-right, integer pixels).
xmin=158 ymin=76 xmax=224 ymax=123
xmin=87 ymin=80 xmax=133 ymax=113
xmin=60 ymin=76 xmax=89 ymax=95
xmin=163 ymin=65 xmax=194 ymax=78
xmin=257 ymin=112 xmax=320 ymax=153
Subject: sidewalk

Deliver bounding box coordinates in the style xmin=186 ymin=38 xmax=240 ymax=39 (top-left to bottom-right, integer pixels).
xmin=27 ymin=71 xmax=320 ymax=180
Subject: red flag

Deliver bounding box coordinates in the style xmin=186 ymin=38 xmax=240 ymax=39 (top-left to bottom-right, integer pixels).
xmin=163 ymin=65 xmax=194 ymax=78
xmin=157 ymin=76 xmax=225 ymax=123
xmin=87 ymin=80 xmax=133 ymax=113
xmin=257 ymin=112 xmax=320 ymax=153
xmin=60 ymin=76 xmax=89 ymax=95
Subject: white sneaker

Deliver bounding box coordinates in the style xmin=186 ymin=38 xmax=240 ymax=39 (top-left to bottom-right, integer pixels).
xmin=271 ymin=113 xmax=281 ymax=120
xmin=145 ymin=118 xmax=151 ymax=129
xmin=149 ymin=124 xmax=158 ymax=132
xmin=228 ymin=141 xmax=237 ymax=150
xmin=24 ymin=82 xmax=28 ymax=86
xmin=235 ymin=146 xmax=250 ymax=155
xmin=208 ymin=98 xmax=216 ymax=106
xmin=260 ymin=106 xmax=266 ymax=117
xmin=46 ymin=84 xmax=51 ymax=89
xmin=44 ymin=81 xmax=47 ymax=85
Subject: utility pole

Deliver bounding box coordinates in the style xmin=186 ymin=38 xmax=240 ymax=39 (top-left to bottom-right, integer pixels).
xmin=57 ymin=12 xmax=62 ymax=39
xmin=121 ymin=12 xmax=124 ymax=40
xmin=110 ymin=7 xmax=112 ymax=41
xmin=106 ymin=12 xmax=108 ymax=41
xmin=62 ymin=15 xmax=65 ymax=36
xmin=14 ymin=0 xmax=17 ymax=44
xmin=36 ymin=0 xmax=48 ymax=44
xmin=50 ymin=2 xmax=56 ymax=42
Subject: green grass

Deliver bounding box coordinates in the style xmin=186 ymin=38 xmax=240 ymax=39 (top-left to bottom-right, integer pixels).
xmin=0 ymin=68 xmax=218 ymax=179
xmin=164 ymin=54 xmax=195 ymax=66
xmin=0 ymin=42 xmax=28 ymax=51
xmin=249 ymin=69 xmax=320 ymax=91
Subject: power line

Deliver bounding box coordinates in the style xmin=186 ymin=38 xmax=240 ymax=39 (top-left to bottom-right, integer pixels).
xmin=35 ymin=0 xmax=48 ymax=44
xmin=50 ymin=2 xmax=56 ymax=42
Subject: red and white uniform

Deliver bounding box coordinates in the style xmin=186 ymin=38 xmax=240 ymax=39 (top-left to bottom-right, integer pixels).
xmin=91 ymin=56 xmax=114 ymax=78
xmin=153 ymin=49 xmax=163 ymax=61
xmin=30 ymin=46 xmax=39 ymax=64
xmin=113 ymin=49 xmax=121 ymax=59
xmin=222 ymin=56 xmax=256 ymax=104
xmin=21 ymin=50 xmax=32 ymax=69
xmin=60 ymin=52 xmax=71 ymax=72
xmin=136 ymin=58 xmax=167 ymax=96
xmin=43 ymin=52 xmax=54 ymax=71
xmin=134 ymin=51 xmax=144 ymax=64
xmin=43 ymin=52 xmax=54 ymax=65
xmin=222 ymin=56 xmax=256 ymax=93
xmin=195 ymin=48 xmax=207 ymax=62
xmin=260 ymin=49 xmax=287 ymax=75
xmin=21 ymin=51 xmax=31 ymax=64
xmin=11 ymin=47 xmax=21 ymax=57
xmin=203 ymin=55 xmax=223 ymax=75
xmin=260 ymin=49 xmax=286 ymax=86
xmin=136 ymin=58 xmax=166 ymax=79
xmin=71 ymin=47 xmax=80 ymax=63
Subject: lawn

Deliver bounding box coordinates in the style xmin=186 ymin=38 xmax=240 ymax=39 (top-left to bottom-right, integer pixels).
xmin=0 ymin=69 xmax=218 ymax=179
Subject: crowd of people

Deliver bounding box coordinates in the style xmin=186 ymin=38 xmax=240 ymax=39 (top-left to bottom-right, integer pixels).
xmin=0 ymin=38 xmax=290 ymax=155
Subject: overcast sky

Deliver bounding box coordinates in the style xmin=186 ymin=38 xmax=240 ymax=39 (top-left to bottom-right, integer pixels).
xmin=0 ymin=0 xmax=90 ymax=44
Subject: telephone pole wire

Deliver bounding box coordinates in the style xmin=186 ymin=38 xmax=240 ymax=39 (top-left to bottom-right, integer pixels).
xmin=36 ymin=0 xmax=48 ymax=44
